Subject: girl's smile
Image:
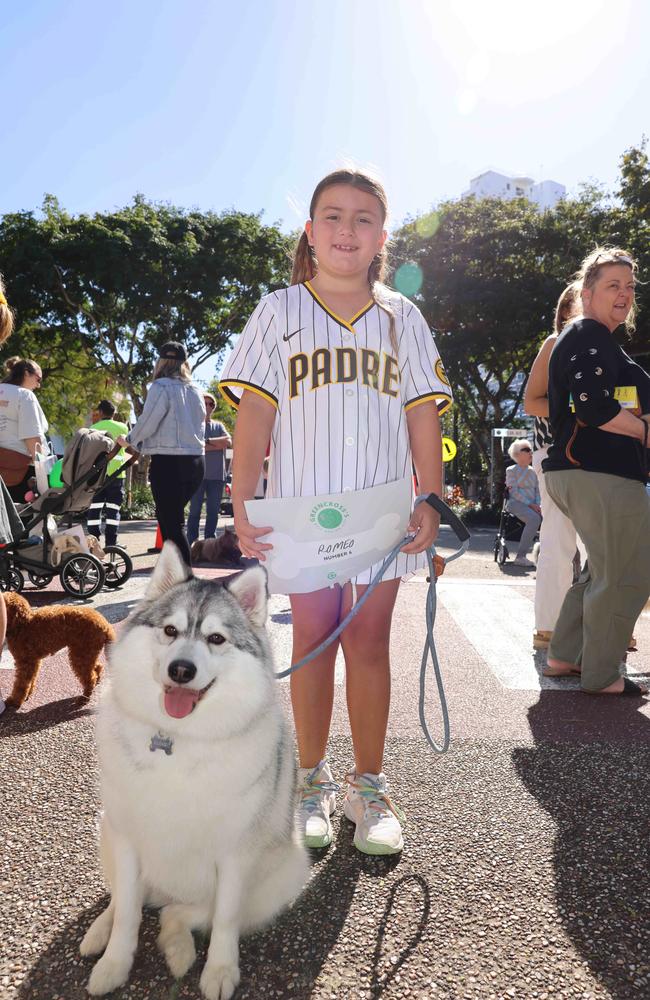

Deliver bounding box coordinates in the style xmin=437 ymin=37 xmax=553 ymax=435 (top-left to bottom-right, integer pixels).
xmin=306 ymin=183 xmax=387 ymax=280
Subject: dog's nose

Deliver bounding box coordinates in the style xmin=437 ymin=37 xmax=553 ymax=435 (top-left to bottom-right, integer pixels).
xmin=167 ymin=660 xmax=197 ymax=685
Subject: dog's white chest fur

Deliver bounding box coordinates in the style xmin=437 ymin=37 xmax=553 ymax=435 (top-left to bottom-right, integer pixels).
xmin=82 ymin=546 xmax=308 ymax=1000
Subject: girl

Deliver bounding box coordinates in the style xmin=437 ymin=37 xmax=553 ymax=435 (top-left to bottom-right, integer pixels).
xmin=219 ymin=170 xmax=452 ymax=855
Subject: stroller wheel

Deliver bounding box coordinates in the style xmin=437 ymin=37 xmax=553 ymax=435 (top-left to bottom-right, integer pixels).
xmin=28 ymin=571 xmax=54 ymax=589
xmin=0 ymin=568 xmax=25 ymax=593
xmin=102 ymin=546 xmax=133 ymax=589
xmin=60 ymin=553 xmax=105 ymax=599
xmin=498 ymin=542 xmax=509 ymax=566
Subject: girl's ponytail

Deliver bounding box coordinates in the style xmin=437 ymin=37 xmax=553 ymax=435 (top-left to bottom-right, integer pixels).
xmin=0 ymin=277 xmax=14 ymax=346
xmin=290 ymin=231 xmax=316 ymax=285
xmin=368 ymin=247 xmax=398 ymax=356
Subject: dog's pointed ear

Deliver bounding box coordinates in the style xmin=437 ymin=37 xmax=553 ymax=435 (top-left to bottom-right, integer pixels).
xmin=226 ymin=565 xmax=268 ymax=628
xmin=145 ymin=542 xmax=192 ymax=600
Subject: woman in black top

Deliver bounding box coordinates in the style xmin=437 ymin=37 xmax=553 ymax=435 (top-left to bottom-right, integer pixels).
xmin=542 ymin=248 xmax=650 ymax=695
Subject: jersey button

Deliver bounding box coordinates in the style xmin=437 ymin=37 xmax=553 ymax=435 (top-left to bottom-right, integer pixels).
xmin=345 ymin=389 xmax=354 ymax=397
xmin=343 ymin=486 xmax=353 ymax=492
xmin=345 ymin=436 xmax=354 ymax=446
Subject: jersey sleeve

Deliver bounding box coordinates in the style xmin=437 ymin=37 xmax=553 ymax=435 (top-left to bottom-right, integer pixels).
xmin=219 ymin=296 xmax=279 ymax=410
xmin=401 ymin=308 xmax=453 ymax=415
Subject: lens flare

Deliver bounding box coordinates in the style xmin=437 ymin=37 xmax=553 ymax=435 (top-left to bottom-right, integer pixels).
xmin=394 ymin=263 xmax=423 ymax=297
xmin=415 ymin=212 xmax=441 ymax=238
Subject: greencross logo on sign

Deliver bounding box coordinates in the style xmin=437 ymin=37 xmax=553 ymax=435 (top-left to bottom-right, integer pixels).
xmin=309 ymin=501 xmax=349 ymax=531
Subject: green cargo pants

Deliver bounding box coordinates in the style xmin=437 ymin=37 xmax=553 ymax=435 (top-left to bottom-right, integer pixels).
xmin=544 ymin=470 xmax=650 ymax=692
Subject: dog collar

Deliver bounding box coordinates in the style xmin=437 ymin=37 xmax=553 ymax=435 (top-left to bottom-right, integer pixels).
xmin=150 ymin=731 xmax=174 ymax=755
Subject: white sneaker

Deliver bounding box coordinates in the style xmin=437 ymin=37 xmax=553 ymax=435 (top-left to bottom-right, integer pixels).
xmin=297 ymin=760 xmax=338 ymax=848
xmin=343 ymin=771 xmax=405 ymax=856
xmin=513 ymin=556 xmax=535 ymax=568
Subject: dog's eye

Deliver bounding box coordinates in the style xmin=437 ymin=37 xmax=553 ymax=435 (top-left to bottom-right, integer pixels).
xmin=208 ymin=633 xmax=226 ymax=646
xmin=164 ymin=625 xmax=178 ymax=638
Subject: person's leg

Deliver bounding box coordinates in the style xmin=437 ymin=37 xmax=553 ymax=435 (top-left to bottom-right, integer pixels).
xmin=533 ymin=449 xmax=580 ymax=634
xmin=150 ymin=456 xmax=197 ymax=566
xmin=290 ymin=587 xmax=343 ymax=848
xmin=339 ymin=578 xmax=401 ymax=775
xmin=506 ymin=499 xmax=541 ymax=560
xmin=203 ymin=480 xmax=223 ymax=539
xmin=339 ymin=577 xmax=403 ymax=855
xmin=103 ymin=482 xmax=124 ymax=548
xmin=547 ymin=471 xmax=650 ymax=691
xmin=86 ymin=492 xmax=105 ymax=541
xmin=289 ymin=587 xmax=343 ymax=768
xmin=186 ymin=481 xmax=206 ymax=547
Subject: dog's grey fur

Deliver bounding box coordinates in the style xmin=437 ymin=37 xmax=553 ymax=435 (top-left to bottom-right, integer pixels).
xmin=81 ymin=542 xmax=308 ymax=1000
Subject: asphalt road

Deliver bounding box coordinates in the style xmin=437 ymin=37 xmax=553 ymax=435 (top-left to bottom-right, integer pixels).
xmin=1 ymin=519 xmax=649 ymax=1000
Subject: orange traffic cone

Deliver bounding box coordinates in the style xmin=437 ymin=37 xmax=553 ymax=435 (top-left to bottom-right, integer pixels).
xmin=148 ymin=523 xmax=163 ymax=554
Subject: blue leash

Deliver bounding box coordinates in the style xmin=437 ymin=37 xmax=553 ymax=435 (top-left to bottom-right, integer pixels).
xmin=274 ymin=495 xmax=470 ymax=754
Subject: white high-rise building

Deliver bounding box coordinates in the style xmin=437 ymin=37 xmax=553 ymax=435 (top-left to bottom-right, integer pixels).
xmin=463 ymin=170 xmax=565 ymax=210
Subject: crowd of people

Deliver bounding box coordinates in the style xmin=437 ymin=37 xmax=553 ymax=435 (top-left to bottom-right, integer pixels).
xmin=0 ymin=170 xmax=649 ymax=856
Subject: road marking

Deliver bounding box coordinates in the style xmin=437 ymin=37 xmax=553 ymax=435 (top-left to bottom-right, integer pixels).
xmin=436 ymin=582 xmax=549 ymax=689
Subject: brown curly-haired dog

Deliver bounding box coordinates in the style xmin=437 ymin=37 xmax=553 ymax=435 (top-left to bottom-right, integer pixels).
xmin=3 ymin=592 xmax=115 ymax=708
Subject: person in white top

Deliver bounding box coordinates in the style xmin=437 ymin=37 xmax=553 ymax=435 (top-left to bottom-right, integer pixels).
xmin=220 ymin=169 xmax=452 ymax=857
xmin=0 ymin=356 xmax=48 ymax=502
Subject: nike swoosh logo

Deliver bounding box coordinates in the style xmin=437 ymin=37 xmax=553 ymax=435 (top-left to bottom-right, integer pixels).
xmin=283 ymin=327 xmax=305 ymax=342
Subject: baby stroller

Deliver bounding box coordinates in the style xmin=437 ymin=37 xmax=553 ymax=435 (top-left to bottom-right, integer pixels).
xmin=493 ymin=486 xmax=539 ymax=567
xmin=0 ymin=428 xmax=136 ymax=599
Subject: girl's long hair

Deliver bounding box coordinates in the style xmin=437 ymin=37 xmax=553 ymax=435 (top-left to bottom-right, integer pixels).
xmin=0 ymin=275 xmax=14 ymax=345
xmin=553 ymin=281 xmax=580 ymax=335
xmin=151 ymin=357 xmax=192 ymax=382
xmin=291 ymin=170 xmax=398 ymax=353
xmin=2 ymin=356 xmax=39 ymax=386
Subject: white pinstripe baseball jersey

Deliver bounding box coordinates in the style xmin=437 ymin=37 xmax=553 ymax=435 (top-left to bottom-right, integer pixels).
xmin=219 ymin=281 xmax=453 ymax=586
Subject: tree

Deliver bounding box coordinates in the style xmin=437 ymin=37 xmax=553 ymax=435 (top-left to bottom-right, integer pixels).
xmin=0 ymin=196 xmax=293 ymax=418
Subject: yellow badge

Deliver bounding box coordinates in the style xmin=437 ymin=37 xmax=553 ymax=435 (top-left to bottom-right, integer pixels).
xmin=435 ymin=358 xmax=450 ymax=387
xmin=614 ymin=386 xmax=640 ymax=410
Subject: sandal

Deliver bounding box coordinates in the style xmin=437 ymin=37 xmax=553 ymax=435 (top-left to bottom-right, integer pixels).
xmin=587 ymin=677 xmax=649 ymax=697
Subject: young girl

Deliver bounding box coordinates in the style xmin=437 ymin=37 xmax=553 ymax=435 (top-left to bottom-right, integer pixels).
xmin=219 ymin=170 xmax=452 ymax=855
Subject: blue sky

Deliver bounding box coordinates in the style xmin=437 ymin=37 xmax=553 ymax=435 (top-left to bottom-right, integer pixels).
xmin=3 ymin=0 xmax=648 ymax=235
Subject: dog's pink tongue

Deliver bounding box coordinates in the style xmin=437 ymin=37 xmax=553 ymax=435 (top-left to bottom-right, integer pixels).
xmin=164 ymin=687 xmax=200 ymax=719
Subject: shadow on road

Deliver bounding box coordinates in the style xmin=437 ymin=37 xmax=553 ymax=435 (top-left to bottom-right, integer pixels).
xmin=512 ymin=692 xmax=650 ymax=998
xmin=0 ymin=696 xmax=95 ymax=737
xmin=19 ymin=816 xmax=407 ymax=998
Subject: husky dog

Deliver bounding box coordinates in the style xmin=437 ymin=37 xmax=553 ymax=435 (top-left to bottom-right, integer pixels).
xmin=81 ymin=542 xmax=308 ymax=1000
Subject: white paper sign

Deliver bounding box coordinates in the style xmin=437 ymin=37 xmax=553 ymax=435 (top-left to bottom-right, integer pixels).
xmin=245 ymin=476 xmax=413 ymax=595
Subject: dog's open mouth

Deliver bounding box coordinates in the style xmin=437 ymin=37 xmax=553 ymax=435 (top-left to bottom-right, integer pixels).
xmin=163 ymin=679 xmax=216 ymax=719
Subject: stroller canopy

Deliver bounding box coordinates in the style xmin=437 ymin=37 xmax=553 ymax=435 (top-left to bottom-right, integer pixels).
xmin=32 ymin=428 xmax=115 ymax=514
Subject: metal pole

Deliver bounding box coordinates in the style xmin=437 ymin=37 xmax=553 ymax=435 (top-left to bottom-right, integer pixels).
xmin=489 ymin=431 xmax=495 ymax=504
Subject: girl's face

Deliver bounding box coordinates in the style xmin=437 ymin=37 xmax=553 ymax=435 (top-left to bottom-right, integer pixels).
xmin=581 ymin=263 xmax=635 ymax=332
xmin=305 ymin=184 xmax=387 ymax=282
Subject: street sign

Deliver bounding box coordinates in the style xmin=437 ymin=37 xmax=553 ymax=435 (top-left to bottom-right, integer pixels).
xmin=492 ymin=428 xmax=527 ymax=439
xmin=442 ymin=437 xmax=457 ymax=462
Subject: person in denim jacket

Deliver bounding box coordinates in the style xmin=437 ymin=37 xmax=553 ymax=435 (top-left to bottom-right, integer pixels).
xmin=116 ymin=342 xmax=205 ymax=565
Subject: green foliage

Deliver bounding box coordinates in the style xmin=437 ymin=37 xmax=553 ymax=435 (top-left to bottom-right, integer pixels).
xmin=206 ymin=377 xmax=236 ymax=433
xmin=0 ymin=196 xmax=293 ymax=417
xmin=122 ymin=481 xmax=156 ymax=520
xmin=392 ymin=143 xmax=650 ymax=485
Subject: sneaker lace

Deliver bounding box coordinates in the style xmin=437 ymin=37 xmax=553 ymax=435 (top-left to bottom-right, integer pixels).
xmin=300 ymin=766 xmax=340 ymax=815
xmin=345 ymin=773 xmax=406 ymax=823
